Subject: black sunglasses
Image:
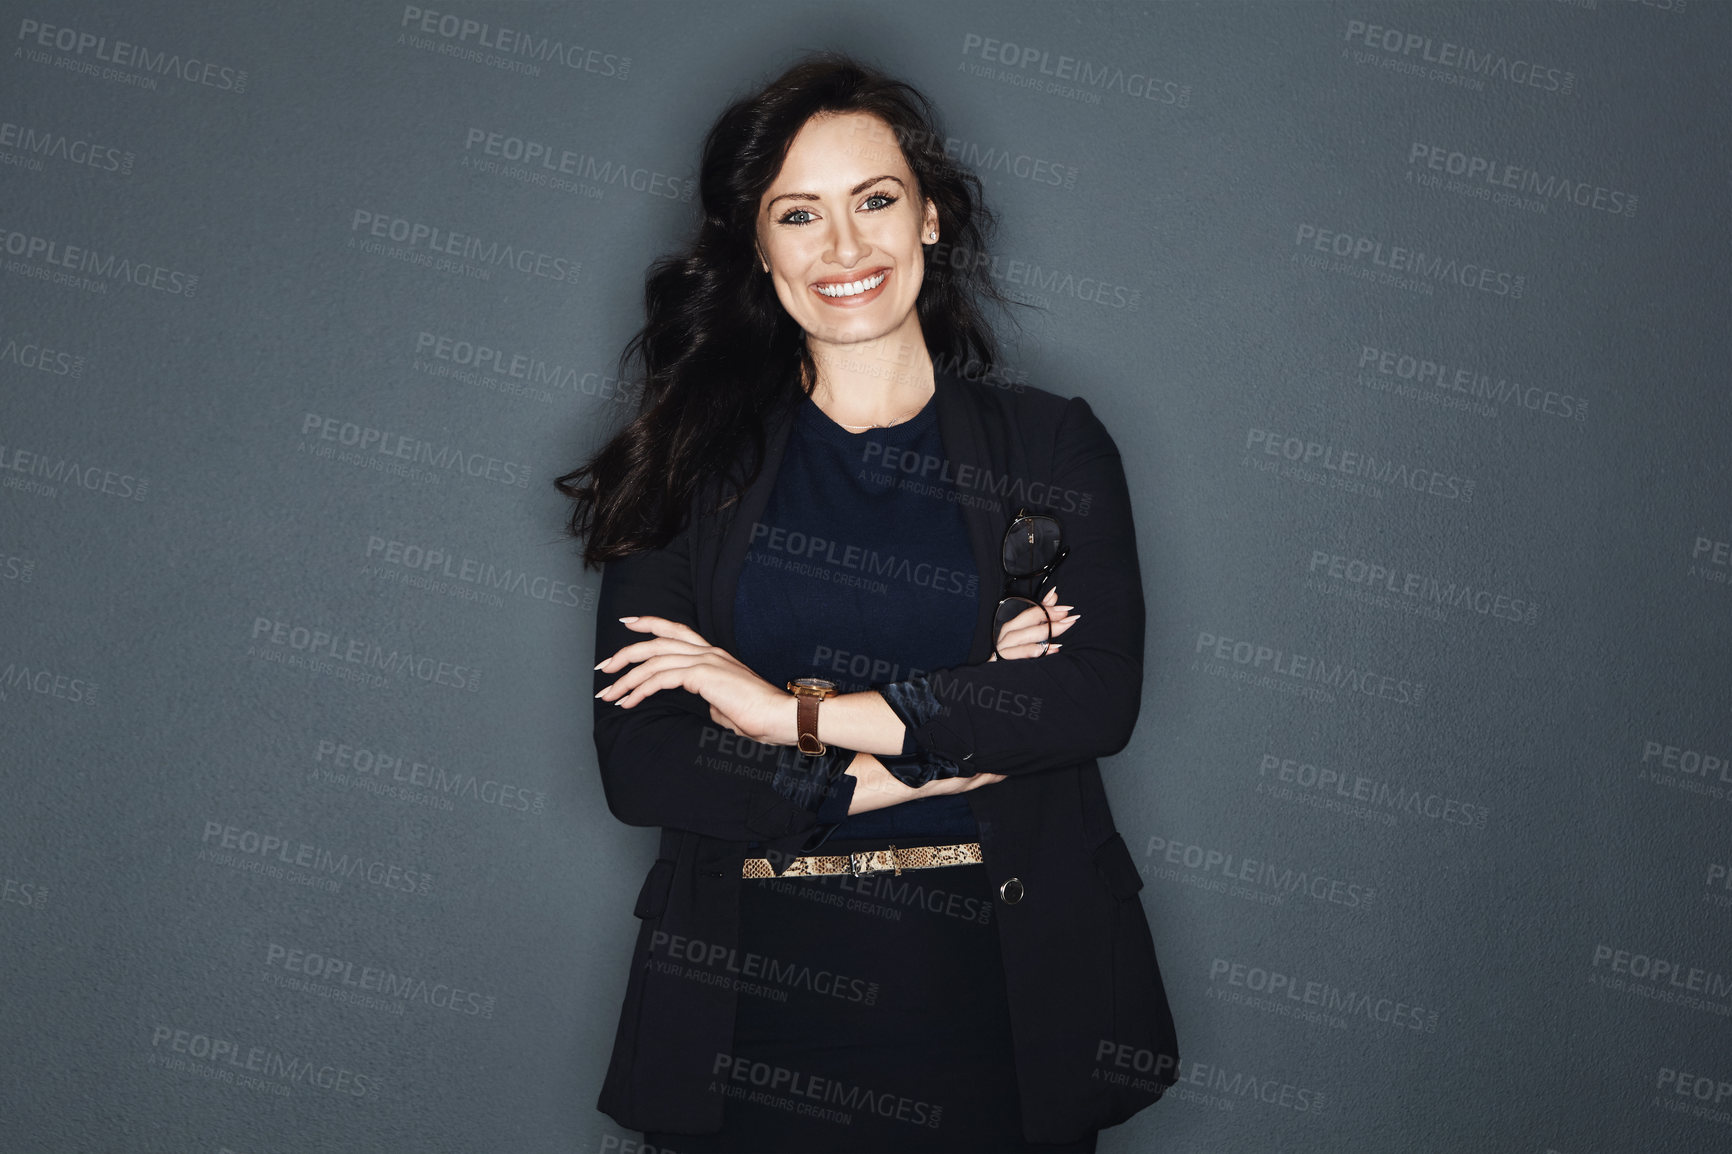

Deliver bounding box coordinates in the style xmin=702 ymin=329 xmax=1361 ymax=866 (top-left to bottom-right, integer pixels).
xmin=991 ymin=507 xmax=1068 ymax=660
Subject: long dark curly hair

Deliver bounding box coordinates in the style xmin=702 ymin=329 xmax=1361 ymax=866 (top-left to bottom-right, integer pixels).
xmin=555 ymin=50 xmax=1022 ymax=568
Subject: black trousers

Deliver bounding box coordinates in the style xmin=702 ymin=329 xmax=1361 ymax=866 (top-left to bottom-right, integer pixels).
xmin=645 ymin=834 xmax=1098 ymax=1154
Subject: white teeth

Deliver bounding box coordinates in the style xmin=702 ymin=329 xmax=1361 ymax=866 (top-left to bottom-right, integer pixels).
xmin=815 ymin=271 xmax=886 ymax=298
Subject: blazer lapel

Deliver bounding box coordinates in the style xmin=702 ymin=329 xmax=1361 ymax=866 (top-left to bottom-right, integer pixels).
xmin=934 ymin=369 xmax=1005 ymax=664
xmin=712 ymin=397 xmax=798 ymax=657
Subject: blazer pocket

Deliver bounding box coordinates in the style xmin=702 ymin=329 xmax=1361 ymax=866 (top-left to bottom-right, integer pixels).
xmin=632 ymin=858 xmax=676 ymax=920
xmin=1092 ymin=832 xmax=1145 ymax=901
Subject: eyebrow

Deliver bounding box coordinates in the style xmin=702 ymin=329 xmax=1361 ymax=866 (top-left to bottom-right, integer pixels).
xmin=767 ymin=174 xmax=907 ymax=213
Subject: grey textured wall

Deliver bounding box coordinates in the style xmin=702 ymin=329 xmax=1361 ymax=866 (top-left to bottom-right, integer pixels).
xmin=3 ymin=2 xmax=1727 ymax=1152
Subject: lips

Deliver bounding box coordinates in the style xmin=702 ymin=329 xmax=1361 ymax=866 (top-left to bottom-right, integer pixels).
xmin=810 ymin=267 xmax=890 ymax=303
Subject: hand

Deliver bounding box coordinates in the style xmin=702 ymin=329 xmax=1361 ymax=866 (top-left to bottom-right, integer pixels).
xmin=595 ymin=616 xmax=793 ymax=743
xmin=841 ymin=586 xmax=1072 ymax=811
xmin=988 ymin=586 xmax=1078 ymax=661
xmin=844 ymin=753 xmax=1007 ymax=816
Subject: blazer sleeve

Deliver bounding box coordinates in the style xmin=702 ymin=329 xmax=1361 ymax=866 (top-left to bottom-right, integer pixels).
xmin=591 ymin=507 xmax=838 ymax=852
xmin=881 ymin=395 xmax=1146 ymax=777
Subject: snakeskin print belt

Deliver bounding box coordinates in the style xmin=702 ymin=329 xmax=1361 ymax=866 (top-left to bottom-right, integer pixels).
xmin=741 ymin=841 xmax=983 ymax=879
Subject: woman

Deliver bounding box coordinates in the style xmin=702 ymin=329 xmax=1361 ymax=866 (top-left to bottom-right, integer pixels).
xmin=557 ymin=53 xmax=1177 ymax=1152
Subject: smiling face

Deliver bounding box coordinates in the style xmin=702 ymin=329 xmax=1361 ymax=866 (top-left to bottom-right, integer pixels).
xmin=754 ymin=110 xmax=939 ymax=354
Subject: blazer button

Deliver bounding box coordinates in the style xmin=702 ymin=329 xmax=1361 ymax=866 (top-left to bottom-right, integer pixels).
xmin=998 ymin=877 xmax=1024 ymax=905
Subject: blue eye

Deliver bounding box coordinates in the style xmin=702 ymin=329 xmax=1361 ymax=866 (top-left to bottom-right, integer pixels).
xmin=777 ymin=192 xmax=899 ymax=226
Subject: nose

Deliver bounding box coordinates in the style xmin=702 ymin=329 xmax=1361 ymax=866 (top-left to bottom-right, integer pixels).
xmin=824 ymin=210 xmax=869 ymax=269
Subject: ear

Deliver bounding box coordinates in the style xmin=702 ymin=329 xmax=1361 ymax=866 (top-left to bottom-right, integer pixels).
xmin=922 ymin=198 xmax=939 ymax=242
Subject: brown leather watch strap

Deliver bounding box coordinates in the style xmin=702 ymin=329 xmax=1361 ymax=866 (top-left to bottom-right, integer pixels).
xmin=796 ymin=693 xmax=825 ymax=755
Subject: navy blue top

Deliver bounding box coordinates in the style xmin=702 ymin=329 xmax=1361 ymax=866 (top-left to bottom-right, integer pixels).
xmin=734 ymin=389 xmax=981 ymax=847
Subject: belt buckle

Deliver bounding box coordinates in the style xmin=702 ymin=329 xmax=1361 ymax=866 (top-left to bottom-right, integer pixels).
xmin=848 ymin=844 xmax=899 ymax=878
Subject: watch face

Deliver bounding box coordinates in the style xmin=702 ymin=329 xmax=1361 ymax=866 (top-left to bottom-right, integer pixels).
xmin=791 ymin=678 xmax=836 ymax=690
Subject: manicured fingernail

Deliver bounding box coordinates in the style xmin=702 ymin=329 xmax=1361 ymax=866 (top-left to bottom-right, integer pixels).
xmin=593 ymin=689 xmax=605 ymax=698
xmin=1048 ymin=643 xmax=1062 ymax=652
xmin=593 ymin=661 xmax=605 ymax=670
xmin=618 ymin=616 xmax=639 ymax=623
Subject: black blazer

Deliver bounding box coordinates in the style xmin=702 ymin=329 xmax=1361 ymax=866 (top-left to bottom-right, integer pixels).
xmin=590 ymin=367 xmax=1179 ymax=1142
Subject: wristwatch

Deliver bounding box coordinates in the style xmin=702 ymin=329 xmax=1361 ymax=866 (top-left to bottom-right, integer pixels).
xmin=786 ymin=677 xmax=839 ymax=755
